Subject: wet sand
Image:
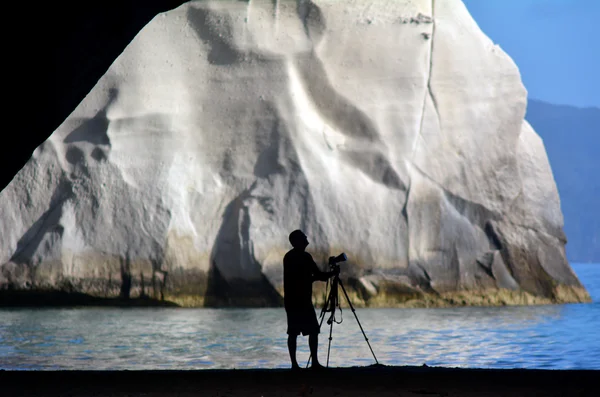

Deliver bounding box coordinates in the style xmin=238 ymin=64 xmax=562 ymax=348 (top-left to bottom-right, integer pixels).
xmin=2 ymin=365 xmax=595 ymax=397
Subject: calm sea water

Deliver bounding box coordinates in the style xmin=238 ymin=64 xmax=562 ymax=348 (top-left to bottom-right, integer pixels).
xmin=1 ymin=263 xmax=598 ymax=371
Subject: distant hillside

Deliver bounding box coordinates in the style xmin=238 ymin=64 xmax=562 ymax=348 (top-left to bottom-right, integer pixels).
xmin=526 ymin=99 xmax=600 ymax=263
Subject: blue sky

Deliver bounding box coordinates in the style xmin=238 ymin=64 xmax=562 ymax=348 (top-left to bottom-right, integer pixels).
xmin=462 ymin=0 xmax=599 ymax=108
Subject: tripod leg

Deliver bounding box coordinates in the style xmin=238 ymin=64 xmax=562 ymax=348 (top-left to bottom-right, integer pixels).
xmin=338 ymin=279 xmax=379 ymax=365
xmin=324 ymin=277 xmax=339 ymax=368
xmin=306 ymin=279 xmax=334 ymax=369
xmin=326 ymin=309 xmax=334 ymax=367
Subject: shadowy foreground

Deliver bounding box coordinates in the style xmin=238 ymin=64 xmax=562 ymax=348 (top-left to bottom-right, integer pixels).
xmin=2 ymin=365 xmax=595 ymax=397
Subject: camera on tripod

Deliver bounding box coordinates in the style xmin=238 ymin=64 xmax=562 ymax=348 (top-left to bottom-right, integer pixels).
xmin=328 ymin=253 xmax=347 ymax=269
xmin=308 ymin=251 xmax=379 ymax=368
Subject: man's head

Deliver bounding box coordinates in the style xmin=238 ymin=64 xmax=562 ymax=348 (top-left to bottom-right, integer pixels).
xmin=289 ymin=229 xmax=309 ymax=250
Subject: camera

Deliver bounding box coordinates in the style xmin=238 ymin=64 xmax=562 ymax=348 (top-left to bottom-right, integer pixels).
xmin=328 ymin=253 xmax=347 ymax=266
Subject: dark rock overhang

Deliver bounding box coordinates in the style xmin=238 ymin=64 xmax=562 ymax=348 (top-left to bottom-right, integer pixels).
xmin=3 ymin=1 xmax=187 ymax=192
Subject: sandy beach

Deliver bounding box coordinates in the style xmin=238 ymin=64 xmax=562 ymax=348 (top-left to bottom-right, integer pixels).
xmin=2 ymin=365 xmax=595 ymax=397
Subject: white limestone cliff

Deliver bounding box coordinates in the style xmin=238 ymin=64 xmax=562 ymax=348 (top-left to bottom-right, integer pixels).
xmin=0 ymin=0 xmax=590 ymax=306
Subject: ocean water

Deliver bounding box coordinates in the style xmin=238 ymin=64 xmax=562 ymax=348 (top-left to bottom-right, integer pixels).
xmin=1 ymin=263 xmax=598 ymax=371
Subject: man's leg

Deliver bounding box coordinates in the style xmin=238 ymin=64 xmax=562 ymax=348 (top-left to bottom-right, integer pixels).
xmin=287 ymin=334 xmax=300 ymax=369
xmin=309 ymin=333 xmax=323 ymax=368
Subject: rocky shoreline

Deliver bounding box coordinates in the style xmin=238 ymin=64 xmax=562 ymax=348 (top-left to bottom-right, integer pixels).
xmin=0 ymin=290 xmax=178 ymax=308
xmin=0 ymin=283 xmax=591 ymax=308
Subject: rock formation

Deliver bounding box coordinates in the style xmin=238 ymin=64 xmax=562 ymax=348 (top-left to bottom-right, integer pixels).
xmin=0 ymin=0 xmax=590 ymax=307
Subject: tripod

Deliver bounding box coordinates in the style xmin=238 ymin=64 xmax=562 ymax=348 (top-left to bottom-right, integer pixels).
xmin=306 ymin=268 xmax=379 ymax=368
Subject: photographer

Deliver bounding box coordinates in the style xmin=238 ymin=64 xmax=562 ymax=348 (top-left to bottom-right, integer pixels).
xmin=283 ymin=229 xmax=339 ymax=370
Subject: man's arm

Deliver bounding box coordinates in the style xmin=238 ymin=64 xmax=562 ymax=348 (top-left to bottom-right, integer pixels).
xmin=308 ymin=254 xmax=338 ymax=282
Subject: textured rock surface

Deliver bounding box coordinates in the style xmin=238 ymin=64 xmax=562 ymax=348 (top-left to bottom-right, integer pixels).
xmin=0 ymin=0 xmax=590 ymax=307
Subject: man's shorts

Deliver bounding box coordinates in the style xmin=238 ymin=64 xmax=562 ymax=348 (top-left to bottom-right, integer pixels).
xmin=285 ymin=306 xmax=320 ymax=336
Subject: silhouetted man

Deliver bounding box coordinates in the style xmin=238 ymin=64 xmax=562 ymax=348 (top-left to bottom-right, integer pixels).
xmin=284 ymin=229 xmax=338 ymax=370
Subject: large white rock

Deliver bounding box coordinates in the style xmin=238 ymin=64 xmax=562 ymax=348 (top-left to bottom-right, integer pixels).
xmin=0 ymin=0 xmax=589 ymax=306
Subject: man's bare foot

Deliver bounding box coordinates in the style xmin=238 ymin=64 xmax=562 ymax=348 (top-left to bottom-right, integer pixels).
xmin=311 ymin=362 xmax=325 ymax=370
xmin=291 ymin=364 xmax=301 ymax=371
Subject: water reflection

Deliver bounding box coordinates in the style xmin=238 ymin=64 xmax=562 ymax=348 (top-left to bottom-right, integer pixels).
xmin=0 ymin=302 xmax=598 ymax=370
